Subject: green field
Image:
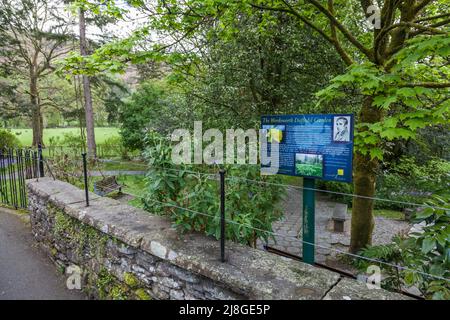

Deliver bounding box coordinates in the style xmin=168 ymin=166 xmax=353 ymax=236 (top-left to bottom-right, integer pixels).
xmin=9 ymin=127 xmax=120 ymax=146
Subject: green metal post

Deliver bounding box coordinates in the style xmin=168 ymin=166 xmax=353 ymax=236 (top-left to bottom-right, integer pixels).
xmin=302 ymin=177 xmax=315 ymax=264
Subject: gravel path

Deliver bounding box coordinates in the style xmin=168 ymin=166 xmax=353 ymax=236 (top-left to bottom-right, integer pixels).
xmin=0 ymin=207 xmax=85 ymax=300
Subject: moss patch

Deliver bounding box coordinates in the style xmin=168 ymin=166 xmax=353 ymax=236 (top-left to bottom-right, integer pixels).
xmin=135 ymin=288 xmax=152 ymax=300
xmin=45 ymin=203 xmax=154 ymax=300
xmin=50 ymin=204 xmax=108 ymax=260
xmin=96 ymin=268 xmax=129 ymax=300
xmin=123 ymin=272 xmax=139 ymax=288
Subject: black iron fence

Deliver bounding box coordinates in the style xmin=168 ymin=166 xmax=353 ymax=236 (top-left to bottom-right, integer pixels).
xmin=0 ymin=148 xmax=43 ymax=209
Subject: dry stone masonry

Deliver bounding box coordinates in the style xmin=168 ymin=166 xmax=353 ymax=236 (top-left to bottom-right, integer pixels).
xmin=26 ymin=178 xmax=409 ymax=300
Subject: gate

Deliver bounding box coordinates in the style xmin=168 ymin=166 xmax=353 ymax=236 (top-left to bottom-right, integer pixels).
xmin=0 ymin=148 xmax=43 ymax=209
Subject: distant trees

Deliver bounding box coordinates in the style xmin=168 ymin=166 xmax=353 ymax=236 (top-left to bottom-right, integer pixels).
xmin=0 ymin=0 xmax=73 ymax=146
xmin=119 ymin=81 xmax=186 ymax=151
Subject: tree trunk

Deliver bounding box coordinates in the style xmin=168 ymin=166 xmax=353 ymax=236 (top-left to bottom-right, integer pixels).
xmin=30 ymin=72 xmax=43 ymax=147
xmin=31 ymin=108 xmax=42 ymax=147
xmin=350 ymin=96 xmax=382 ymax=253
xmin=79 ymin=8 xmax=97 ymax=158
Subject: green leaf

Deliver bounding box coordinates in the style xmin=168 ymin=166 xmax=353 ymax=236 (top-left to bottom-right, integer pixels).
xmin=373 ymin=95 xmax=397 ymax=109
xmin=363 ymin=135 xmax=379 ymax=145
xmin=415 ymin=208 xmax=434 ymax=219
xmin=369 ymin=148 xmax=383 ymax=160
xmin=422 ymin=238 xmax=435 ymax=254
xmin=383 ymin=117 xmax=398 ymax=128
xmin=404 ymin=118 xmax=427 ymax=130
xmin=404 ymin=271 xmax=416 ymax=285
xmin=380 ymin=128 xmax=415 ymax=140
xmin=429 ymin=264 xmax=445 ymax=277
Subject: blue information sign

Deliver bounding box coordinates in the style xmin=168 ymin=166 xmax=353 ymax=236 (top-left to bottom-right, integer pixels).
xmin=261 ymin=114 xmax=354 ymax=183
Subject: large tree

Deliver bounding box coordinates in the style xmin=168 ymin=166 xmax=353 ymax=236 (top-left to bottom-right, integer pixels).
xmin=0 ymin=0 xmax=73 ymax=146
xmin=63 ymin=0 xmax=450 ymax=253
xmin=169 ymin=11 xmax=348 ymax=130
xmin=78 ymin=7 xmax=97 ymax=157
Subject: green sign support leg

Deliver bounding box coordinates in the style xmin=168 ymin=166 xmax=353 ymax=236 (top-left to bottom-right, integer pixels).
xmin=302 ymin=177 xmax=315 ymax=265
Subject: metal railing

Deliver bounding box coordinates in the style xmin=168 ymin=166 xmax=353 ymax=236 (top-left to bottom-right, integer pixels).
xmin=0 ymin=147 xmax=43 ymax=209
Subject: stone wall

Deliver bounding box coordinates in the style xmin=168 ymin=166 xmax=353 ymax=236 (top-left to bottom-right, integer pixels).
xmin=26 ymin=178 xmax=408 ymax=300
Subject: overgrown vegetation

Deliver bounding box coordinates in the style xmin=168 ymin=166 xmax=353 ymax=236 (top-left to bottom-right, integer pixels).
xmin=354 ymin=195 xmax=450 ymax=300
xmin=318 ymin=157 xmax=450 ymax=211
xmin=0 ymin=129 xmax=21 ymax=149
xmin=141 ymin=131 xmax=286 ymax=247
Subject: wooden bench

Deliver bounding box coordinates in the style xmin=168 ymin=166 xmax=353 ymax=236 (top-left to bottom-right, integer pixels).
xmin=93 ymin=176 xmax=123 ymax=196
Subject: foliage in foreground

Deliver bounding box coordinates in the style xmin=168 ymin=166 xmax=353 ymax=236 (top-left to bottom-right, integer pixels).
xmin=141 ymin=131 xmax=286 ymax=247
xmin=354 ymin=195 xmax=450 ymax=300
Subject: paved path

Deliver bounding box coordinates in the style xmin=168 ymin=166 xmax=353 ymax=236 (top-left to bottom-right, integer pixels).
xmin=257 ymin=188 xmax=411 ymax=265
xmin=0 ymin=207 xmax=85 ymax=300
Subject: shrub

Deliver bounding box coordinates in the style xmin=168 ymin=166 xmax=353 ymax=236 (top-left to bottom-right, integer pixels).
xmin=119 ymin=81 xmax=188 ymax=151
xmin=354 ymin=194 xmax=450 ymax=300
xmin=375 ymin=157 xmax=450 ymax=210
xmin=141 ymin=131 xmax=286 ymax=247
xmin=0 ymin=129 xmax=21 ymax=149
xmin=119 ymin=82 xmax=167 ymax=151
xmin=318 ymin=157 xmax=450 ymax=210
xmin=60 ymin=132 xmax=86 ymax=149
xmin=316 ymin=180 xmax=353 ymax=206
xmin=98 ymin=136 xmax=130 ymax=160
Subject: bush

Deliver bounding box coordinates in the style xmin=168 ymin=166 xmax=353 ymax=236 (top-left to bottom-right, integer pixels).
xmin=141 ymin=131 xmax=286 ymax=247
xmin=119 ymin=81 xmax=167 ymax=151
xmin=354 ymin=194 xmax=450 ymax=300
xmin=375 ymin=157 xmax=450 ymax=210
xmin=60 ymin=132 xmax=86 ymax=149
xmin=318 ymin=157 xmax=450 ymax=210
xmin=97 ymin=136 xmax=130 ymax=160
xmin=0 ymin=129 xmax=21 ymax=149
xmin=119 ymin=81 xmax=188 ymax=151
xmin=316 ymin=180 xmax=353 ymax=206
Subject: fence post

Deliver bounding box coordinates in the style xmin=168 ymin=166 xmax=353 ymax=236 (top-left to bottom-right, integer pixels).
xmin=302 ymin=177 xmax=316 ymax=265
xmin=38 ymin=143 xmax=45 ymax=177
xmin=219 ymin=169 xmax=226 ymax=262
xmin=82 ymin=153 xmax=89 ymax=207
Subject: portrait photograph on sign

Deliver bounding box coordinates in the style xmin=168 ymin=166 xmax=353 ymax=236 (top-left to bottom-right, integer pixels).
xmin=332 ymin=116 xmax=351 ymax=142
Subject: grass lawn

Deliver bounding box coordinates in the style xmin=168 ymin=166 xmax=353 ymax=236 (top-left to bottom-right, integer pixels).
xmin=117 ymin=175 xmax=147 ymax=197
xmin=117 ymin=175 xmax=147 ymax=208
xmin=76 ymin=174 xmax=147 ymax=208
xmin=9 ymin=127 xmax=120 ymax=147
